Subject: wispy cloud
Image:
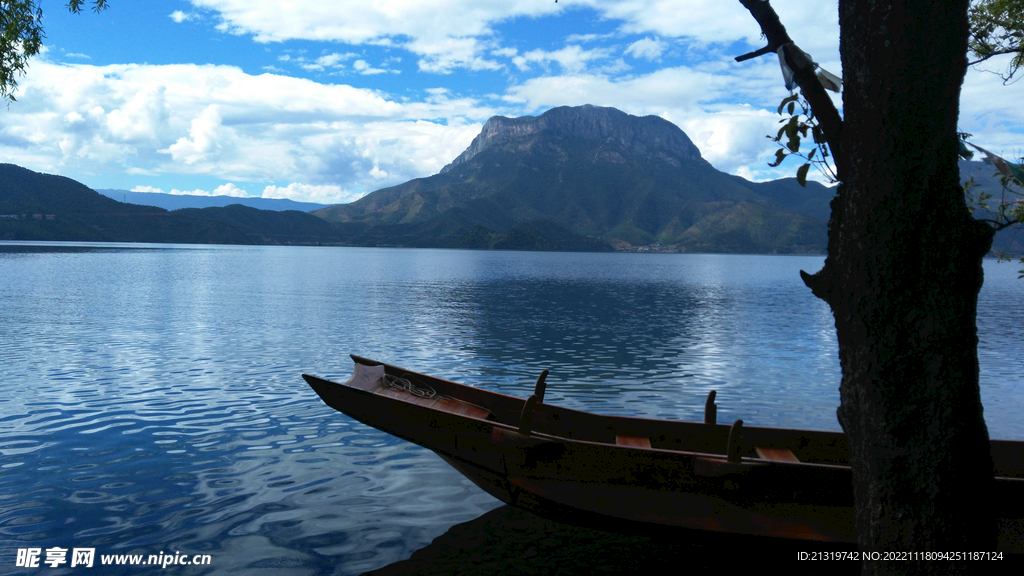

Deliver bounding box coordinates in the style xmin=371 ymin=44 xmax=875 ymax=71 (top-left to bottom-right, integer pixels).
xmin=297 ymin=52 xmax=357 ymax=71
xmin=189 ymin=0 xmax=558 ymax=73
xmin=511 ymin=45 xmax=612 ymax=74
xmin=131 ymin=183 xmax=250 ymax=197
xmin=624 ymin=37 xmax=667 ymax=60
xmin=353 ymin=59 xmax=395 ymax=75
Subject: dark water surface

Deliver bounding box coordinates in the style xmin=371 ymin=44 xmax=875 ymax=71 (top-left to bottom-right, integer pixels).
xmin=1 ymin=242 xmax=1021 ymax=574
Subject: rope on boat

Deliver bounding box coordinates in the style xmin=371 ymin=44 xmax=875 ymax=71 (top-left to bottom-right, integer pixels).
xmin=383 ymin=373 xmax=442 ymax=399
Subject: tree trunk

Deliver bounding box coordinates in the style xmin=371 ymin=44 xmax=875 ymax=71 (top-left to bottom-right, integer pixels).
xmin=798 ymin=0 xmax=998 ymax=572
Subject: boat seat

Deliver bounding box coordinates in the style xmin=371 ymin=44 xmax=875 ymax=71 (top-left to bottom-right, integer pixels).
xmin=616 ymin=435 xmax=652 ymax=449
xmin=755 ymin=447 xmax=800 ymax=463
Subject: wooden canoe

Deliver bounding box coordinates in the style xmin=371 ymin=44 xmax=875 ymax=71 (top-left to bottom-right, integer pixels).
xmin=303 ymin=356 xmax=1024 ymax=552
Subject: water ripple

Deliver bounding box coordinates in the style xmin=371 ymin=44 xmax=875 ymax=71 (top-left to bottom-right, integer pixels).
xmin=1 ymin=244 xmax=1021 ymax=574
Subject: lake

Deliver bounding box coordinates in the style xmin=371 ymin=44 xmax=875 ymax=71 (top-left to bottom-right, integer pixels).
xmin=1 ymin=242 xmax=1021 ymax=574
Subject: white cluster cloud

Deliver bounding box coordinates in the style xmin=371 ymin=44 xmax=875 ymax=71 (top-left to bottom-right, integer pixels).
xmin=163 ymin=104 xmax=227 ymax=165
xmin=497 ymin=61 xmax=801 ymax=180
xmin=0 ymin=57 xmax=845 ymax=202
xmin=262 ymin=183 xmax=357 ymax=204
xmin=1 ymin=60 xmax=492 ymax=203
xmin=207 ymin=183 xmax=248 ymax=197
xmin=677 ymin=106 xmax=786 ymax=180
xmin=169 ymin=11 xmax=199 ymax=24
xmin=4 ymin=0 xmax=1020 ymax=203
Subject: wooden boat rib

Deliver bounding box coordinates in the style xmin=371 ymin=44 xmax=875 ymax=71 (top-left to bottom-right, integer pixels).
xmin=303 ymin=356 xmax=1024 ymax=552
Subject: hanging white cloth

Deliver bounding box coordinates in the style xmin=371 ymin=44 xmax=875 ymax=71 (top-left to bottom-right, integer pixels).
xmin=777 ymin=43 xmax=842 ymax=93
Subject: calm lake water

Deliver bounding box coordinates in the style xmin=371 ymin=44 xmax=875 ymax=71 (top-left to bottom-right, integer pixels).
xmin=1 ymin=242 xmax=1021 ymax=574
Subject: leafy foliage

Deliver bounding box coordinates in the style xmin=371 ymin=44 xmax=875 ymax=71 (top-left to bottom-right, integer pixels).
xmin=0 ymin=1 xmax=107 ymax=103
xmin=969 ymin=0 xmax=1024 ymax=82
xmin=959 ymin=132 xmax=1024 ymax=275
xmin=763 ymin=5 xmax=1023 ymax=274
xmin=767 ymin=94 xmax=837 ymax=187
xmin=65 ymin=0 xmax=108 ymax=13
xmin=0 ymin=1 xmax=43 ymax=102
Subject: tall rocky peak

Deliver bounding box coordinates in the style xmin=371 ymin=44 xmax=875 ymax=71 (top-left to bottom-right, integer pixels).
xmin=440 ymin=105 xmax=705 ymax=173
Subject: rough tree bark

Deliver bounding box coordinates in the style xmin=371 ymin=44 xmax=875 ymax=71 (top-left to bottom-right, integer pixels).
xmin=738 ymin=1 xmax=997 ymax=573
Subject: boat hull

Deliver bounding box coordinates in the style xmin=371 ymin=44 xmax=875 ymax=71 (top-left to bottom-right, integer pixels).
xmin=303 ymin=359 xmax=1024 ymax=552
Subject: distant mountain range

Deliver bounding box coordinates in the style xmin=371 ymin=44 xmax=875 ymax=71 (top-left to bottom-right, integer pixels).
xmin=0 ymin=164 xmax=343 ymax=245
xmin=96 ymin=189 xmax=328 ymax=212
xmin=3 ymin=104 xmax=1021 ymax=253
xmin=315 ymin=105 xmax=835 ymax=253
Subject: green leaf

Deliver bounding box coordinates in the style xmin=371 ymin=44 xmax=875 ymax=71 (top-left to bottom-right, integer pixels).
xmin=787 ymin=134 xmax=801 ymax=153
xmin=784 ymin=119 xmax=798 ymax=141
xmin=796 ymin=163 xmax=810 ymax=187
xmin=768 ymin=148 xmax=787 ymax=167
xmin=812 ymin=125 xmax=826 ymax=144
xmin=777 ymin=94 xmax=800 ymax=114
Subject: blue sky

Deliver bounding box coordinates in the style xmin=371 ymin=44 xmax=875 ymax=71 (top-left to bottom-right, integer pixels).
xmin=3 ymin=0 xmax=1021 ymax=204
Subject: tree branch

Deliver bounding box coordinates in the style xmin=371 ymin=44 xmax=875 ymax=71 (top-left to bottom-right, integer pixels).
xmin=736 ymin=0 xmax=846 ymax=177
xmin=735 ymin=45 xmax=775 ymax=62
xmin=968 ymin=48 xmax=1020 ymax=65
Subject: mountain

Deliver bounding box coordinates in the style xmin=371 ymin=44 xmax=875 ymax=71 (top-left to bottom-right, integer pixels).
xmin=1 ymin=164 xmax=152 ymax=216
xmin=1 ymin=163 xmax=172 ymax=242
xmin=449 ymin=219 xmax=613 ymax=252
xmin=315 ymin=105 xmax=835 ymax=253
xmin=0 ymin=164 xmax=343 ymax=245
xmin=96 ymin=189 xmax=329 ymax=213
xmin=173 ymin=204 xmax=346 ymax=245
